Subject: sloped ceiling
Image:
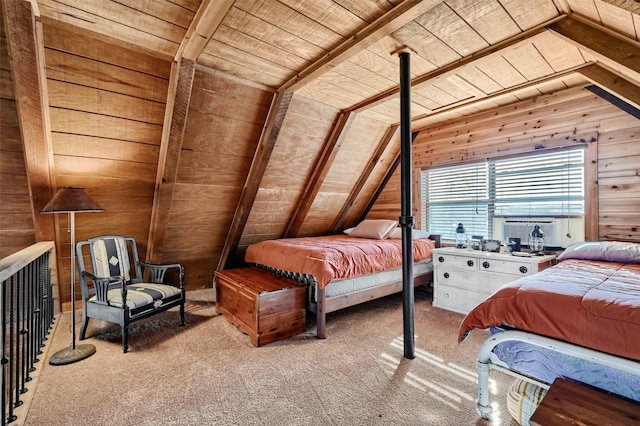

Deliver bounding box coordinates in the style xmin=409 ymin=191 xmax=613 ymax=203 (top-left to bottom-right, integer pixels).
xmin=7 ymin=0 xmax=640 ymax=291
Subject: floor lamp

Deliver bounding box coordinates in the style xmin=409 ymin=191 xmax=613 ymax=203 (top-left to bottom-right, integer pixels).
xmin=41 ymin=187 xmax=104 ymax=365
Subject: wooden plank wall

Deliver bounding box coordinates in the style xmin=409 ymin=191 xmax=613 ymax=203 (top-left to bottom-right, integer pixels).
xmin=298 ymin=114 xmax=390 ymax=236
xmin=0 ymin=10 xmax=36 ymax=258
xmin=239 ymin=95 xmax=339 ymax=250
xmin=598 ymin=116 xmax=640 ymax=242
xmin=165 ymin=67 xmax=273 ymax=288
xmin=42 ymin=21 xmax=171 ymax=303
xmin=369 ymin=85 xmax=640 ymax=243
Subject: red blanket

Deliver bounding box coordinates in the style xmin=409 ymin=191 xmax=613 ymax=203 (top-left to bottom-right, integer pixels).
xmin=458 ymin=259 xmax=640 ymax=360
xmin=245 ymin=235 xmax=435 ymax=288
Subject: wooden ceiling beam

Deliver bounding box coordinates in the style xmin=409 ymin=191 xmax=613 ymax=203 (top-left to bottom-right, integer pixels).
xmin=548 ymin=15 xmax=640 ymax=77
xmin=577 ymin=63 xmax=640 ymax=111
xmin=329 ymin=124 xmax=399 ymax=234
xmin=348 ymin=15 xmax=567 ymax=113
xmin=279 ymin=0 xmax=440 ymax=92
xmin=146 ymin=59 xmax=196 ymax=264
xmin=176 ymin=0 xmax=234 ymax=61
xmin=284 ymin=112 xmax=355 ymax=238
xmin=4 ymin=0 xmax=55 ymax=241
xmin=217 ymin=89 xmax=294 ymax=271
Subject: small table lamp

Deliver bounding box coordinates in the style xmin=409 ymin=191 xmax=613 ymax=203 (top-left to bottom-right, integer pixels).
xmin=41 ymin=187 xmax=104 ymax=365
xmin=529 ymin=224 xmax=546 ymax=255
xmin=455 ymin=223 xmax=466 ymax=249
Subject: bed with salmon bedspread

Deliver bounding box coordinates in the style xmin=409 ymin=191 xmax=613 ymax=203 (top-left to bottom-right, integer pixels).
xmin=245 ymin=220 xmax=439 ymax=338
xmin=457 ymin=241 xmax=640 ymax=421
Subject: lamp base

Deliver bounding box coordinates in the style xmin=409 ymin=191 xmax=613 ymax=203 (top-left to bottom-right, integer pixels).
xmin=49 ymin=344 xmax=96 ymax=366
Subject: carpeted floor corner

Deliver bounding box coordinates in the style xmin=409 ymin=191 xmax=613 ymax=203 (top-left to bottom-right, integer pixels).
xmin=24 ymin=288 xmax=517 ymax=425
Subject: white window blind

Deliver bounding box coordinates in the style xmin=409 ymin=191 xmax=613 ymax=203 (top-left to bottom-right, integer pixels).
xmin=423 ymin=148 xmax=584 ymax=240
xmin=494 ymin=149 xmax=584 ymax=216
xmin=426 ymin=162 xmax=489 ymax=240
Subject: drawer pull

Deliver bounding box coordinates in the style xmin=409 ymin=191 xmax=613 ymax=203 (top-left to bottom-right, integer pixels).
xmin=443 ymin=293 xmax=450 ymax=298
xmin=482 ymin=261 xmax=490 ymax=269
xmin=519 ymin=266 xmax=528 ymax=274
xmin=443 ymin=272 xmax=450 ymax=279
xmin=467 ymin=260 xmax=474 ymax=267
xmin=438 ymin=256 xmax=445 ymax=263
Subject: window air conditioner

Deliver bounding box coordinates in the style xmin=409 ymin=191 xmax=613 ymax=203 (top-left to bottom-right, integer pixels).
xmin=492 ymin=217 xmax=585 ymax=249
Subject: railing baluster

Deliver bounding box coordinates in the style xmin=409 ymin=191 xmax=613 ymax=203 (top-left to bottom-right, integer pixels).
xmin=7 ymin=274 xmax=17 ymax=424
xmin=1 ymin=243 xmax=55 ymax=424
xmin=2 ymin=274 xmax=8 ymax=425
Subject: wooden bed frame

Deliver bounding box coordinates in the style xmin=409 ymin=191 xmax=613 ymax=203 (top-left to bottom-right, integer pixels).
xmin=308 ymin=234 xmax=441 ymax=339
xmin=475 ymin=329 xmax=640 ymax=420
xmin=309 ymin=270 xmax=433 ymax=339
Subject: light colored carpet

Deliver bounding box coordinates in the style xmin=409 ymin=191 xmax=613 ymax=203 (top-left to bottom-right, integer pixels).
xmin=25 ymin=288 xmax=517 ymax=425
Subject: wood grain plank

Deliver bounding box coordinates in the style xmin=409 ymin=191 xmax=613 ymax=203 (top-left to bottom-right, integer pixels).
xmin=4 ymin=0 xmax=55 ymax=241
xmin=416 ymin=2 xmax=488 ymax=56
xmin=596 ymin=0 xmax=636 ymax=39
xmin=47 ymin=80 xmax=166 ymax=125
xmin=38 ymin=2 xmax=178 ymax=59
xmin=44 ymin=49 xmax=169 ymax=103
xmin=531 ymin=30 xmax=586 ymax=72
xmin=42 ymin=0 xmax=187 ymax=43
xmin=221 ymin=7 xmax=325 ymax=62
xmin=42 ymin=19 xmax=171 ymax=78
xmin=49 ymin=108 xmax=163 ymax=144
xmin=114 ymin=0 xmax=195 ymax=30
xmin=500 ymin=0 xmax=560 ymax=29
xmin=233 ymin=0 xmax=342 ymax=47
xmin=446 ymin=0 xmax=521 ymax=44
xmin=502 ymin=43 xmax=555 ymax=80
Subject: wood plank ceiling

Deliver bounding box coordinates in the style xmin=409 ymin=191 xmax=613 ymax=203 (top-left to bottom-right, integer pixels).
xmin=4 ymin=0 xmax=640 ymax=294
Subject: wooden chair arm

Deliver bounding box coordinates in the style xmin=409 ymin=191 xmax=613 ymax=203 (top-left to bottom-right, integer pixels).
xmin=137 ymin=261 xmax=185 ymax=288
xmin=80 ymin=271 xmax=125 ymax=305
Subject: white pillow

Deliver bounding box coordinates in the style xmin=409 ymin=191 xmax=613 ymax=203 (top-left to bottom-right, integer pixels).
xmin=557 ymin=241 xmax=640 ymax=263
xmin=343 ymin=227 xmax=355 ymax=235
xmin=388 ymin=227 xmax=431 ymax=240
xmin=348 ymin=219 xmax=398 ymax=239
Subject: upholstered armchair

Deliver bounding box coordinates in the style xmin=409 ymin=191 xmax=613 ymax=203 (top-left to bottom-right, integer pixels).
xmin=76 ymin=235 xmax=185 ymax=352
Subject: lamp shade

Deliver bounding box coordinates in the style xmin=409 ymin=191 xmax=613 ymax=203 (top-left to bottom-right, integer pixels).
xmin=41 ymin=187 xmax=104 ymax=213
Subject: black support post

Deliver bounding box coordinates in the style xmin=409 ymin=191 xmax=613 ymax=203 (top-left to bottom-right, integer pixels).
xmin=399 ymin=50 xmax=415 ymax=360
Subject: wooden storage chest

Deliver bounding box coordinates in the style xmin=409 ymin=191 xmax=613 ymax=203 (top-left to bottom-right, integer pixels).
xmin=215 ymin=267 xmax=306 ymax=347
xmin=530 ymin=378 xmax=640 ymax=425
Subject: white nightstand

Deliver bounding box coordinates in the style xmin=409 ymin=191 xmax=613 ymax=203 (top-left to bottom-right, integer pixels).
xmin=432 ymin=247 xmax=556 ymax=314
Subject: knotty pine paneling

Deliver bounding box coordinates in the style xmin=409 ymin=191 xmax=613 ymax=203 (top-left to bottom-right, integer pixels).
xmin=368 ymin=86 xmax=640 ymax=242
xmin=598 ymin=124 xmax=640 ymax=242
xmin=167 ymin=67 xmax=273 ymax=289
xmin=0 ymin=23 xmax=36 ymax=258
xmin=43 ymin=22 xmax=170 ymax=303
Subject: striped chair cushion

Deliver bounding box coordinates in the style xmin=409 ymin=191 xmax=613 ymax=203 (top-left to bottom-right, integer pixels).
xmin=507 ymin=378 xmax=548 ymax=425
xmin=92 ymin=237 xmax=131 ymax=282
xmin=89 ymin=283 xmax=181 ymax=312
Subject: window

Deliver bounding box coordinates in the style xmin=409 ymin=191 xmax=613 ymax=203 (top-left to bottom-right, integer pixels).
xmin=422 ymin=148 xmax=585 ymax=240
